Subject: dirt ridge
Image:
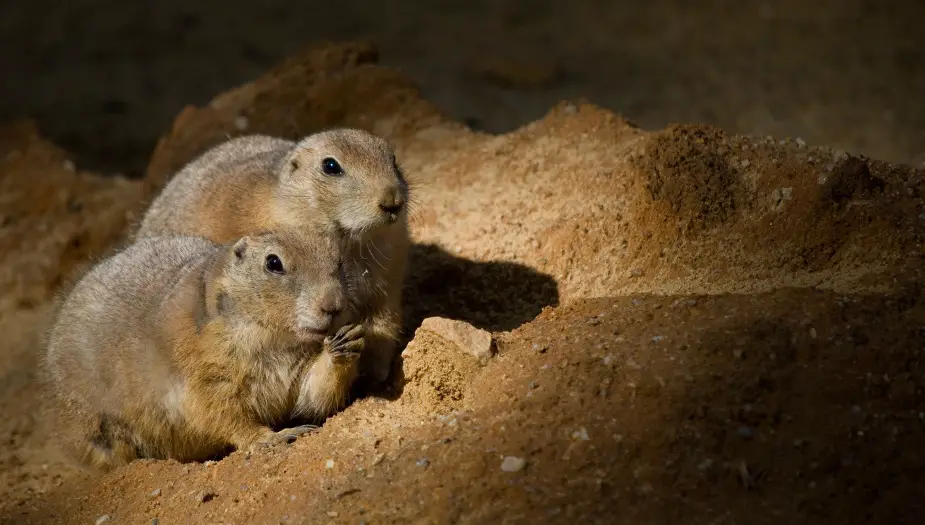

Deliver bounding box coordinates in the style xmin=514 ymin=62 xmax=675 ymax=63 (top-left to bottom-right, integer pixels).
xmin=1 ymin=41 xmax=923 ymax=524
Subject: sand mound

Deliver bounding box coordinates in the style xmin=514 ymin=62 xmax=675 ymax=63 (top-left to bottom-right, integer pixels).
xmin=2 ymin=41 xmax=924 ymax=524
xmin=0 ymin=122 xmax=144 ymax=520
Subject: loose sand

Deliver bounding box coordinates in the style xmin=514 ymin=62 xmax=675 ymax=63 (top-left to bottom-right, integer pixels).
xmin=1 ymin=41 xmax=923 ymax=525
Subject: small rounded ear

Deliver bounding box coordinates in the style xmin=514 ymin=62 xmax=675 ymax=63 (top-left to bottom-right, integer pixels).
xmin=279 ymin=153 xmax=300 ymax=183
xmin=232 ymin=237 xmax=249 ymax=260
xmin=215 ymin=291 xmax=233 ymax=315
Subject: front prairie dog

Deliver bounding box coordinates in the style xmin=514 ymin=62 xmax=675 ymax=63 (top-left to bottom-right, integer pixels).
xmin=45 ymin=231 xmax=365 ymax=470
xmin=136 ymin=129 xmax=411 ymax=384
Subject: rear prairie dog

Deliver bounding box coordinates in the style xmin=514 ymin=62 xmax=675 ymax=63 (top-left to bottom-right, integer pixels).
xmin=137 ymin=129 xmax=412 ymax=385
xmin=45 ymin=230 xmax=366 ymax=470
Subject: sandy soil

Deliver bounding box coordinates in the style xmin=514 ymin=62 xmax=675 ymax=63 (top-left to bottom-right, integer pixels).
xmin=0 ymin=0 xmax=923 ymax=177
xmin=1 ymin=41 xmax=925 ymax=524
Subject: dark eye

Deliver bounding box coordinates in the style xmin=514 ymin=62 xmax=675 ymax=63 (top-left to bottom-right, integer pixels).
xmin=265 ymin=254 xmax=285 ymax=274
xmin=321 ymin=157 xmax=343 ymax=176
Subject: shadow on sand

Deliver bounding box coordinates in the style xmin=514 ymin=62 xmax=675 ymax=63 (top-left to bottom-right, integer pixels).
xmin=358 ymin=242 xmax=560 ymax=400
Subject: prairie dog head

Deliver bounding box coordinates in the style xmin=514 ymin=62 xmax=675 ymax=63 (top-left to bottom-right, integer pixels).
xmin=277 ymin=128 xmax=409 ymax=238
xmin=215 ymin=230 xmax=351 ymax=344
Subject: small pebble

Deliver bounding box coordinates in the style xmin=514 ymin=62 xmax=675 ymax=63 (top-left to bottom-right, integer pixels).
xmin=572 ymin=427 xmax=590 ymax=441
xmin=327 ymin=511 xmax=339 ymax=518
xmin=737 ymin=426 xmax=755 ymax=439
xmin=697 ymin=458 xmax=714 ymax=471
xmin=95 ymin=516 xmax=111 ymax=525
xmin=325 ymin=459 xmax=335 ymax=469
xmin=150 ymin=488 xmax=161 ymax=498
xmin=152 ymin=519 xmax=159 ymax=525
xmin=416 ymin=458 xmax=430 ymax=468
xmin=500 ymin=456 xmax=526 ymax=472
xmin=651 ymin=335 xmax=665 ymax=343
xmin=528 ymin=381 xmax=537 ymax=389
xmin=335 ymin=488 xmax=361 ymax=499
xmin=795 ymin=138 xmax=806 ymax=147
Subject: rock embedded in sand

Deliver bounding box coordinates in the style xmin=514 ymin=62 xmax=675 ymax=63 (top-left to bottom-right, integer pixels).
xmin=500 ymin=456 xmax=527 ymax=472
xmin=418 ymin=317 xmax=496 ymax=362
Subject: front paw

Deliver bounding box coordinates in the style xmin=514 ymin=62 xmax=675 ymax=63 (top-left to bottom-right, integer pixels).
xmin=248 ymin=424 xmax=319 ymax=451
xmin=324 ymin=324 xmax=366 ymax=363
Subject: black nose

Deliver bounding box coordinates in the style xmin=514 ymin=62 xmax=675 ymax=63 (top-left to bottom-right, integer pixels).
xmin=319 ymin=289 xmax=342 ymax=319
xmin=379 ymin=187 xmax=405 ymax=216
xmin=321 ymin=305 xmax=341 ymax=318
xmin=379 ymin=203 xmax=403 ymax=215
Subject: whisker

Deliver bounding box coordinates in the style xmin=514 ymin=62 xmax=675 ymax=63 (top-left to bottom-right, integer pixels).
xmin=370 ymin=238 xmax=392 ymax=262
xmin=365 ymin=242 xmax=387 ymax=272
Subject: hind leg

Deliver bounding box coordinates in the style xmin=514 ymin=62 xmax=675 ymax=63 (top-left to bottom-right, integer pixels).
xmin=358 ymin=298 xmax=402 ymax=386
xmin=78 ymin=414 xmax=141 ymax=471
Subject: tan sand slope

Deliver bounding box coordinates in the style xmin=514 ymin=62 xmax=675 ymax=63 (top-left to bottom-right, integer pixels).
xmin=1 ymin=41 xmax=923 ymax=524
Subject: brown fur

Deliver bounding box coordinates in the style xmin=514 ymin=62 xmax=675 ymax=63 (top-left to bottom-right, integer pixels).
xmin=44 ymin=231 xmax=366 ymax=470
xmin=136 ymin=129 xmax=411 ymax=384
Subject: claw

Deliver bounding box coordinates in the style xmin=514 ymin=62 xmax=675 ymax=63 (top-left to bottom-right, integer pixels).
xmin=250 ymin=424 xmax=319 ymax=450
xmin=325 ymin=324 xmax=366 ymax=362
xmin=275 ymin=424 xmax=319 ymax=444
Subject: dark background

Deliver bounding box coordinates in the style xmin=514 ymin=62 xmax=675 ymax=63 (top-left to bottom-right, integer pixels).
xmin=1 ymin=0 xmax=922 ymax=176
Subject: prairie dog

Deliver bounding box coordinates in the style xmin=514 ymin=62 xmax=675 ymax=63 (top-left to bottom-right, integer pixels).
xmin=136 ymin=129 xmax=411 ymax=384
xmin=45 ymin=231 xmax=365 ymax=470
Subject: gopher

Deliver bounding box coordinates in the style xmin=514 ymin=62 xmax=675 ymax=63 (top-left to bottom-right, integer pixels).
xmin=136 ymin=129 xmax=411 ymax=385
xmin=45 ymin=230 xmax=365 ymax=470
